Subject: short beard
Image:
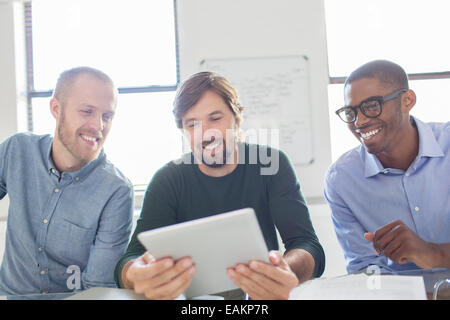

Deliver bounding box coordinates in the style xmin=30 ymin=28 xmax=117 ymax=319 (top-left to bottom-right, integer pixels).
xmin=57 ymin=108 xmax=89 ymax=166
xmin=202 ymin=140 xmax=231 ymax=168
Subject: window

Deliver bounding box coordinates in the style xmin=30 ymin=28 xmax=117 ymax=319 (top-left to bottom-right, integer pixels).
xmin=324 ymin=0 xmax=450 ymax=162
xmin=26 ymin=0 xmax=181 ymax=187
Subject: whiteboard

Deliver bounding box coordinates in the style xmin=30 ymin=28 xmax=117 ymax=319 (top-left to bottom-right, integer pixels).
xmin=199 ymin=56 xmax=313 ymax=165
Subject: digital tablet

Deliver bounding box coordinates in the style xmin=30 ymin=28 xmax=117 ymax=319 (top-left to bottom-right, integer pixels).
xmin=137 ymin=207 xmax=270 ymax=298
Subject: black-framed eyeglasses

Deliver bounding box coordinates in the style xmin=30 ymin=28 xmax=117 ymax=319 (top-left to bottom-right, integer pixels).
xmin=335 ymin=89 xmax=408 ymax=123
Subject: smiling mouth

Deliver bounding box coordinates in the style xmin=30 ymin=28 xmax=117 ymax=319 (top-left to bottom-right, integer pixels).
xmin=80 ymin=134 xmax=101 ymax=144
xmin=203 ymin=139 xmax=222 ymax=151
xmin=356 ymin=127 xmax=382 ymax=141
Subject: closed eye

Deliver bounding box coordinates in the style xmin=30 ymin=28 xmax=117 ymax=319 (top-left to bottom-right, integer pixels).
xmin=186 ymin=121 xmax=201 ymax=128
xmin=102 ymin=113 xmax=114 ymax=122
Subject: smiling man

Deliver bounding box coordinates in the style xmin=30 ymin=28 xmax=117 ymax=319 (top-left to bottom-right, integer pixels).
xmin=324 ymin=60 xmax=450 ymax=274
xmin=0 ymin=67 xmax=133 ymax=295
xmin=114 ymin=71 xmax=325 ymax=300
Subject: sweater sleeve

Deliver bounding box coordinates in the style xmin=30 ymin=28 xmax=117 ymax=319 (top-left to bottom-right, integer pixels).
xmin=114 ymin=162 xmax=180 ymax=287
xmin=266 ymin=148 xmax=325 ymax=278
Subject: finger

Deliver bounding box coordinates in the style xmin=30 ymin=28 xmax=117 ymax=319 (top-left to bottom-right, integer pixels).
xmin=236 ymin=263 xmax=292 ymax=299
xmin=381 ymin=237 xmax=403 ymax=260
xmin=142 ymin=252 xmax=156 ymax=264
xmin=150 ymin=257 xmax=194 ymax=288
xmin=363 ymin=232 xmax=380 ymax=255
xmin=376 ymin=224 xmax=406 ymax=251
xmin=147 ymin=265 xmax=196 ymax=300
xmin=128 ymin=257 xmax=174 ymax=282
xmin=374 ymin=220 xmax=404 ymax=242
xmin=364 ymin=232 xmax=374 ymax=242
xmin=268 ymin=250 xmax=285 ymax=267
xmin=227 ymin=267 xmax=272 ymax=300
xmin=249 ymin=259 xmax=297 ymax=287
xmin=386 ymin=243 xmax=409 ymax=265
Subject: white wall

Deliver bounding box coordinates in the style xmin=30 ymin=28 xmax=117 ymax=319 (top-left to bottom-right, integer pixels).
xmin=0 ymin=1 xmax=24 ymax=223
xmin=0 ymin=1 xmax=18 ymax=139
xmin=176 ymin=0 xmax=332 ymax=200
xmin=0 ymin=0 xmax=27 ymax=261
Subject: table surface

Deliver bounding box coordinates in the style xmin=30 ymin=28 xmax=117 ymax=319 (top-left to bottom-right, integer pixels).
xmin=1 ymin=269 xmax=449 ymax=300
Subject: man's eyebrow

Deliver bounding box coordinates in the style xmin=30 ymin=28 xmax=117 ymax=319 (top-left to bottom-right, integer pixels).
xmin=183 ymin=117 xmax=197 ymax=125
xmin=79 ymin=104 xmax=115 ymax=117
xmin=79 ymin=104 xmax=97 ymax=109
xmin=183 ymin=110 xmax=225 ymax=124
xmin=209 ymin=111 xmax=224 ymax=117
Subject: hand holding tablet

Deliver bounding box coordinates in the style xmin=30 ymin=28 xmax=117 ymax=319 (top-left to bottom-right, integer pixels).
xmin=135 ymin=208 xmax=269 ymax=298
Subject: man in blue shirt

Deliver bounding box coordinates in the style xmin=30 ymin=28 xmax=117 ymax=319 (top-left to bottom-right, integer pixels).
xmin=324 ymin=60 xmax=450 ymax=274
xmin=0 ymin=67 xmax=133 ymax=295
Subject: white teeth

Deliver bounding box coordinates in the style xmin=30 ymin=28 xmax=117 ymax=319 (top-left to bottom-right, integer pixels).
xmin=204 ymin=140 xmax=221 ymax=150
xmin=360 ymin=128 xmax=381 ymax=140
xmin=81 ymin=135 xmax=98 ymax=142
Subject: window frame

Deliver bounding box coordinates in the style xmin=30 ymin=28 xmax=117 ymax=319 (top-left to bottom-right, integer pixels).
xmin=23 ymin=0 xmax=180 ymax=132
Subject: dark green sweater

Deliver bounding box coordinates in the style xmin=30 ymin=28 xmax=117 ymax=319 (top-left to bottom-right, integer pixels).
xmin=114 ymin=144 xmax=325 ymax=286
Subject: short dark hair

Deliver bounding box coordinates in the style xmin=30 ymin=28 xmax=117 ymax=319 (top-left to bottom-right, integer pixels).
xmin=173 ymin=71 xmax=244 ymax=129
xmin=345 ymin=60 xmax=409 ymax=90
xmin=53 ymin=66 xmax=116 ymax=104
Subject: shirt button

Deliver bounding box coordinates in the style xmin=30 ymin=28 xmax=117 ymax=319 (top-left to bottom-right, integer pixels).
xmin=38 ymin=247 xmax=42 ymax=252
xmin=40 ymin=270 xmax=46 ymax=275
xmin=43 ymin=219 xmax=48 ymax=224
xmin=54 ymin=188 xmax=60 ymax=193
xmin=405 ymin=173 xmax=410 ymax=177
xmin=414 ymin=206 xmax=420 ymax=212
xmin=75 ymin=177 xmax=79 ymax=182
xmin=383 ymin=170 xmax=389 ymax=174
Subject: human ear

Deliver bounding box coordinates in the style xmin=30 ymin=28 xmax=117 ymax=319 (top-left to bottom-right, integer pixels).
xmin=49 ymin=98 xmax=61 ymax=120
xmin=401 ymin=89 xmax=416 ymax=113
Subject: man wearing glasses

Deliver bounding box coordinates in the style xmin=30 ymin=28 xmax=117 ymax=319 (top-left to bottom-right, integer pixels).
xmin=324 ymin=60 xmax=450 ymax=274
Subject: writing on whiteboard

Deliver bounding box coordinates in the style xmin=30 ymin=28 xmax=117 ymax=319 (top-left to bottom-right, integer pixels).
xmin=200 ymin=56 xmax=313 ymax=165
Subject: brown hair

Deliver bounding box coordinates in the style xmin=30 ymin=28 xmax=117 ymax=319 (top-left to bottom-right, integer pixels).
xmin=173 ymin=71 xmax=244 ymax=129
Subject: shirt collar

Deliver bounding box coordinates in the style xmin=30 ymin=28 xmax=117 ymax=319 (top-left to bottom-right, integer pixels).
xmin=363 ymin=116 xmax=444 ymax=178
xmin=45 ymin=137 xmax=106 ymax=182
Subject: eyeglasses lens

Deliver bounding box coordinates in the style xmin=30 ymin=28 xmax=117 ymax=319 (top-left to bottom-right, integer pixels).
xmin=361 ymin=100 xmax=381 ymax=117
xmin=338 ymin=108 xmax=355 ymax=123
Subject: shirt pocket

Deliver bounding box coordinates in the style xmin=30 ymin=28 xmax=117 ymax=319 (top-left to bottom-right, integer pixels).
xmin=46 ymin=218 xmax=97 ymax=269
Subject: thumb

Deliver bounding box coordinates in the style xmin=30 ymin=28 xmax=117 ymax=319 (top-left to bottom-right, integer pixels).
xmin=268 ymin=250 xmax=285 ymax=267
xmin=364 ymin=232 xmax=374 ymax=242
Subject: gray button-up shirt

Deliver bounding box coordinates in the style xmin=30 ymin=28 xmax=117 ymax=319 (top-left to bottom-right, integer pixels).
xmin=0 ymin=133 xmax=133 ymax=295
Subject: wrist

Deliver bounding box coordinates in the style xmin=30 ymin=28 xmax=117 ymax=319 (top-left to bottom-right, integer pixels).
xmin=429 ymin=242 xmax=445 ymax=269
xmin=121 ymin=259 xmax=136 ymax=289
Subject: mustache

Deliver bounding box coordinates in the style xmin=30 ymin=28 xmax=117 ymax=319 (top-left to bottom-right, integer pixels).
xmin=201 ymin=136 xmax=222 ymax=147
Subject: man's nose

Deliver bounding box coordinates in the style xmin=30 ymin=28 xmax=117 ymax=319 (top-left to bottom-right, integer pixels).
xmin=89 ymin=114 xmax=104 ymax=131
xmin=354 ymin=108 xmax=370 ymax=128
xmin=203 ymin=127 xmax=222 ymax=143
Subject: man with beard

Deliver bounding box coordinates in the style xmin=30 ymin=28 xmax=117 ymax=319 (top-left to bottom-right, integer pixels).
xmin=114 ymin=72 xmax=325 ymax=300
xmin=0 ymin=67 xmax=133 ymax=295
xmin=324 ymin=60 xmax=450 ymax=274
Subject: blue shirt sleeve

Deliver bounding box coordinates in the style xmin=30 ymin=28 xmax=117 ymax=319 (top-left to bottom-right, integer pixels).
xmin=324 ymin=166 xmax=388 ymax=273
xmin=81 ymin=184 xmax=134 ymax=288
xmin=0 ymin=136 xmax=11 ymax=199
